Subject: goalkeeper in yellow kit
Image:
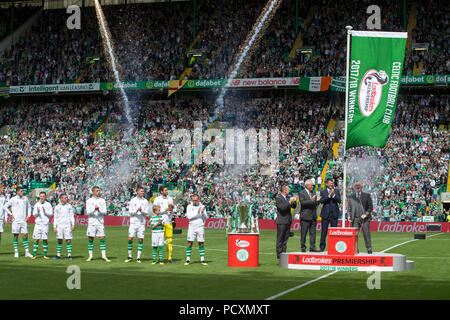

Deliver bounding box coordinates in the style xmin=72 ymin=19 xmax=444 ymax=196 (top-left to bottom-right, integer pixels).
xmin=153 ymin=186 xmax=175 ymax=263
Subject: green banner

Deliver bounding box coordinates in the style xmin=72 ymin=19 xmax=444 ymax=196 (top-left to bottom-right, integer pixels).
xmin=401 ymin=74 xmax=449 ymax=85
xmin=5 ymin=74 xmax=447 ymax=96
xmin=9 ymin=83 xmax=100 ymax=94
xmin=330 ymin=76 xmax=346 ymax=92
xmin=100 ymin=81 xmax=168 ymax=90
xmin=346 ymin=31 xmax=407 ymax=150
xmin=184 ymin=79 xmax=227 ymax=89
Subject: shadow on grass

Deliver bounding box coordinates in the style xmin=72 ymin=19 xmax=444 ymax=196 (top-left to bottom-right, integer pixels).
xmin=1 ymin=257 xmax=447 ymax=300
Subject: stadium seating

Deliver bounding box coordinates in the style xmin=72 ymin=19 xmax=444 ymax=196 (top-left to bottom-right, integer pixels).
xmin=0 ymin=4 xmax=39 ymax=42
xmin=0 ymin=2 xmax=448 ymax=222
xmin=1 ymin=1 xmax=447 ymax=84
xmin=1 ymin=93 xmax=448 ymax=220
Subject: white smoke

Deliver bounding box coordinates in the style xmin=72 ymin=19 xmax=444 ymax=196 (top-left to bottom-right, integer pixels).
xmin=346 ymin=154 xmax=385 ymax=195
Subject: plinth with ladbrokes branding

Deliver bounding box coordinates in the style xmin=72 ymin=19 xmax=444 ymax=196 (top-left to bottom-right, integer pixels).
xmin=227 ymin=200 xmax=260 ymax=267
xmin=228 ymin=233 xmax=259 ymax=267
xmin=327 ymin=227 xmax=359 ymax=255
xmin=279 ymin=227 xmax=415 ymax=272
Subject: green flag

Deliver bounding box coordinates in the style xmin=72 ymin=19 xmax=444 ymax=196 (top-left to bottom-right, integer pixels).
xmin=346 ymin=31 xmax=407 ymax=149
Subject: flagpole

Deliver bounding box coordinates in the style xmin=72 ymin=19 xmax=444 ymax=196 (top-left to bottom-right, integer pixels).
xmin=342 ymin=25 xmax=352 ymax=228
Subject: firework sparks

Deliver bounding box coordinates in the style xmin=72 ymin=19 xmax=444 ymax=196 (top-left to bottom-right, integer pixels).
xmin=92 ymin=0 xmax=143 ymax=194
xmin=94 ymin=0 xmax=133 ymax=129
xmin=209 ymin=0 xmax=283 ymax=125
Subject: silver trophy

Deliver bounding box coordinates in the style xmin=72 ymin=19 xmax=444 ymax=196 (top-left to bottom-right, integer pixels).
xmin=236 ymin=192 xmax=251 ymax=233
xmin=238 ymin=203 xmax=250 ymax=233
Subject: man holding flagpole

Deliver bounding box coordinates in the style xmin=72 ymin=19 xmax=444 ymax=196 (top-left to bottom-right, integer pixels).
xmin=347 ymin=182 xmax=373 ymax=254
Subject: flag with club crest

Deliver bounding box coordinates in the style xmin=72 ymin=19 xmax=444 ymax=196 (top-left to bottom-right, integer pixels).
xmin=345 ymin=31 xmax=407 ymax=150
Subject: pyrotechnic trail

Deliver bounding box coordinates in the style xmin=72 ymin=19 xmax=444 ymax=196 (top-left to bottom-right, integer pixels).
xmin=180 ymin=0 xmax=283 ymax=206
xmin=92 ymin=0 xmax=143 ymax=194
xmin=94 ymin=0 xmax=134 ymax=129
xmin=209 ymin=0 xmax=283 ymax=125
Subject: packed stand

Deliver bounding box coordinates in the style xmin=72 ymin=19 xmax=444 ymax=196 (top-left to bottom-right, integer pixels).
xmin=325 ymin=94 xmax=449 ymax=221
xmin=179 ymin=94 xmax=334 ymax=219
xmin=187 ymin=0 xmax=265 ymax=79
xmin=81 ymin=2 xmax=214 ymax=83
xmin=0 ymin=4 xmax=40 ymax=42
xmin=0 ymin=98 xmax=109 ymax=211
xmin=296 ymin=0 xmax=404 ymax=77
xmin=1 ymin=94 xmax=334 ymax=219
xmin=0 ymin=8 xmax=98 ymax=86
xmin=407 ymin=0 xmax=449 ymax=75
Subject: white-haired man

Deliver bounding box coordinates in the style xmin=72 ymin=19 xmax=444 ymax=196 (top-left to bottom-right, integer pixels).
xmin=298 ymin=179 xmax=320 ymax=252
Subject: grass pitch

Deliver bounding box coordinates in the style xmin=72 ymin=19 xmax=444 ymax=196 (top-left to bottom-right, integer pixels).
xmin=0 ymin=225 xmax=449 ymax=300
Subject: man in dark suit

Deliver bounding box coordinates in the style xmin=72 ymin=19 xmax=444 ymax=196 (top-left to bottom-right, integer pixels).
xmin=299 ymin=180 xmax=320 ymax=252
xmin=275 ymin=185 xmax=297 ymax=259
xmin=348 ymin=182 xmax=373 ymax=254
xmin=319 ymin=178 xmax=341 ymax=251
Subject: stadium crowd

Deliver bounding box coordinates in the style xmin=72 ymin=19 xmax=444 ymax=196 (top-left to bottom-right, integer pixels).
xmin=0 ymin=97 xmax=108 ymax=211
xmin=295 ymin=0 xmax=404 ymax=77
xmin=1 ymin=0 xmax=447 ymax=86
xmin=0 ymin=8 xmax=100 ymax=86
xmin=325 ymin=94 xmax=449 ymax=221
xmin=0 ymin=2 xmax=448 ymax=223
xmin=187 ymin=0 xmax=264 ymax=80
xmin=408 ymin=0 xmax=449 ymax=75
xmin=0 ymin=4 xmax=39 ymax=41
xmin=84 ymin=2 xmax=214 ymax=83
xmin=0 ymin=94 xmax=334 ymax=219
xmin=178 ymin=94 xmax=333 ymax=219
xmin=1 ymin=92 xmax=448 ymax=222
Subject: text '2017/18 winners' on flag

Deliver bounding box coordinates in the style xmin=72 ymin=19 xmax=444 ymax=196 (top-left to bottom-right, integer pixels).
xmin=346 ymin=31 xmax=407 ymax=150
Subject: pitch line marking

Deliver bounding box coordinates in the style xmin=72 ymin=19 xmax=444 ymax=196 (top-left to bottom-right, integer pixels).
xmin=264 ymin=232 xmax=445 ymax=300
xmin=382 ymin=232 xmax=444 ymax=253
xmin=265 ymin=270 xmax=339 ymax=300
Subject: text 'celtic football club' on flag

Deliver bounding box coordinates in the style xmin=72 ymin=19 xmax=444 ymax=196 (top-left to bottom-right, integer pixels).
xmin=299 ymin=76 xmax=331 ymax=92
xmin=168 ymin=80 xmax=188 ymax=97
xmin=346 ymin=31 xmax=407 ymax=150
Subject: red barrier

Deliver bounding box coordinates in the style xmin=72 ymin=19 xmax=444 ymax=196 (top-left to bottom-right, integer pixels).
xmin=23 ymin=216 xmax=450 ymax=232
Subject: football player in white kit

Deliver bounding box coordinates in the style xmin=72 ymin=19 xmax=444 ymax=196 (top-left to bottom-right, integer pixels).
xmin=153 ymin=185 xmax=175 ymax=263
xmin=124 ymin=186 xmax=149 ymax=263
xmin=0 ymin=183 xmax=8 ymax=251
xmin=4 ymin=187 xmax=33 ymax=258
xmin=150 ymin=204 xmax=165 ymax=264
xmin=53 ymin=193 xmax=75 ymax=260
xmin=31 ymin=192 xmax=53 ymax=259
xmin=86 ymin=186 xmax=110 ymax=262
xmin=185 ymin=194 xmax=208 ymax=266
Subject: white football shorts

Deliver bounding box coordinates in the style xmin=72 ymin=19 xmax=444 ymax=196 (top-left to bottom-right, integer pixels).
xmin=151 ymin=231 xmax=165 ymax=247
xmin=187 ymin=226 xmax=205 ymax=242
xmin=33 ymin=224 xmax=49 ymax=240
xmin=56 ymin=226 xmax=73 ymax=240
xmin=128 ymin=224 xmax=145 ymax=239
xmin=86 ymin=225 xmax=105 ymax=237
xmin=11 ymin=221 xmax=28 ymax=234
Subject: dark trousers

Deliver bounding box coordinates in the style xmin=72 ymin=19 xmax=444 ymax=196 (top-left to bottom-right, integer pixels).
xmin=320 ymin=217 xmax=338 ymax=251
xmin=352 ymin=218 xmax=372 ymax=250
xmin=276 ymin=223 xmax=291 ymax=259
xmin=300 ymin=220 xmax=316 ymax=251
